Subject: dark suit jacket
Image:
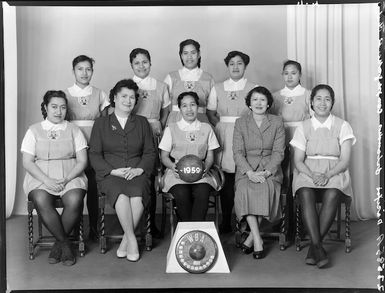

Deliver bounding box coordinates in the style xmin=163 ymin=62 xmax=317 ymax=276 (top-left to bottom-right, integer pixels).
xmin=233 ymin=112 xmax=285 ymax=182
xmin=89 ymin=113 xmax=156 ymax=182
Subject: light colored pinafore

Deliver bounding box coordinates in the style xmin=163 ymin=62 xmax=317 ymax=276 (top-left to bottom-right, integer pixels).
xmin=291 ymin=116 xmax=354 ymax=197
xmin=23 ymin=122 xmax=87 ymax=196
xmin=214 ymin=81 xmax=255 ymax=173
xmin=272 ymin=87 xmax=311 ymax=144
xmin=65 ymin=87 xmax=105 ymax=142
xmin=162 ymin=123 xmax=217 ymax=192
xmin=167 ymin=71 xmax=214 ymax=124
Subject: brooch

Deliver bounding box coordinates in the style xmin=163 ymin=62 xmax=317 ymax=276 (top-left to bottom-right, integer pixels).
xmin=78 ymin=96 xmax=90 ymax=106
xmin=111 ymin=125 xmax=117 ymax=131
xmin=228 ymin=91 xmax=238 ymax=100
xmin=139 ymin=89 xmax=149 ymax=99
xmin=284 ymin=96 xmax=294 ymax=105
xmin=184 ymin=81 xmax=195 ymax=91
xmin=186 ymin=132 xmax=197 ymax=142
xmin=47 ymin=130 xmax=60 ymax=140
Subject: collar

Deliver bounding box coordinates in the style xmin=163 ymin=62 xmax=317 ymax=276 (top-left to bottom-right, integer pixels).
xmin=41 ymin=119 xmax=68 ymax=131
xmin=177 ymin=118 xmax=201 ymax=131
xmin=68 ymin=84 xmax=93 ymax=97
xmin=133 ymin=75 xmax=157 ymax=90
xmin=224 ymin=78 xmax=247 ymax=91
xmin=280 ymin=84 xmax=306 ymax=97
xmin=178 ymin=67 xmax=203 ymax=81
xmin=311 ymin=114 xmax=333 ymax=130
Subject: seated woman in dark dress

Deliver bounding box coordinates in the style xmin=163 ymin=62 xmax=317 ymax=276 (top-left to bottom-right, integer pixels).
xmin=21 ymin=90 xmax=88 ymax=266
xmin=89 ymin=79 xmax=156 ymax=262
xmin=159 ymin=91 xmax=220 ymax=221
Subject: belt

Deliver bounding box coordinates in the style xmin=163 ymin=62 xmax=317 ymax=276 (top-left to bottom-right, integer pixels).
xmin=219 ymin=116 xmax=239 ymax=123
xmin=307 ymin=155 xmax=339 ymax=160
xmin=172 ymin=105 xmax=206 ymax=113
xmin=71 ymin=120 xmax=94 ymax=127
xmin=284 ymin=121 xmax=302 ymax=127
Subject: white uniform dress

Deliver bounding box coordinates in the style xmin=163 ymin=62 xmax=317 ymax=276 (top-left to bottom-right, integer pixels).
xmin=290 ymin=114 xmax=356 ymax=196
xmin=21 ymin=119 xmax=88 ymax=197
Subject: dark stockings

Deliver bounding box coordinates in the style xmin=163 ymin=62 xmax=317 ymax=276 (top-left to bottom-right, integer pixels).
xmin=298 ymin=187 xmax=340 ymax=245
xmin=220 ymin=172 xmax=235 ymax=228
xmin=29 ymin=189 xmax=85 ymax=241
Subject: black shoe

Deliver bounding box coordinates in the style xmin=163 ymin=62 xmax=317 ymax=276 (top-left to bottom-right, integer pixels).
xmin=314 ymin=244 xmax=329 ymax=268
xmin=48 ymin=241 xmax=62 ymax=264
xmin=305 ymin=245 xmax=316 ymax=265
xmin=241 ymin=243 xmax=253 ymax=254
xmin=253 ymin=246 xmax=266 ymax=259
xmin=61 ymin=241 xmax=76 ymax=266
xmin=219 ymin=224 xmax=232 ymax=234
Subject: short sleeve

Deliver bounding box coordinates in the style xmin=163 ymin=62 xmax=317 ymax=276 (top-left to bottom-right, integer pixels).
xmin=289 ymin=123 xmax=306 ymax=151
xmin=161 ymin=85 xmax=171 ymax=109
xmin=158 ymin=127 xmax=172 ymax=152
xmin=206 ymin=87 xmax=218 ymax=111
xmin=339 ymin=121 xmax=356 ymax=145
xmin=164 ymin=74 xmax=172 ymax=91
xmin=74 ymin=127 xmax=88 ymax=152
xmin=207 ymin=128 xmax=220 ymax=150
xmin=99 ymin=90 xmax=110 ymax=112
xmin=20 ymin=129 xmax=36 ymax=155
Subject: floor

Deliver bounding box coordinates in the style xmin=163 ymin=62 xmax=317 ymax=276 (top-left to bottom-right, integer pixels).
xmin=5 ymin=215 xmax=379 ymax=292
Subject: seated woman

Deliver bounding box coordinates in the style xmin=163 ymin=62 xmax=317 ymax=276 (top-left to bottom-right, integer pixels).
xmin=290 ymin=84 xmax=356 ymax=268
xmin=89 ymin=79 xmax=156 ymax=262
xmin=233 ymin=86 xmax=285 ymax=259
xmin=21 ymin=90 xmax=88 ymax=266
xmin=159 ymin=91 xmax=220 ymax=221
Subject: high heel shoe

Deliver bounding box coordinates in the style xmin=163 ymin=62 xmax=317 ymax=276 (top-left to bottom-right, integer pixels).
xmin=126 ymin=254 xmax=140 ymax=262
xmin=116 ymin=248 xmax=127 ymax=258
xmin=252 ymin=245 xmax=265 ymax=259
xmin=240 ymin=243 xmax=253 ymax=255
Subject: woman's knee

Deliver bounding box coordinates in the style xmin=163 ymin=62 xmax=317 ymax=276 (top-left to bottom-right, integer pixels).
xmin=297 ymin=187 xmax=316 ymax=203
xmin=28 ymin=189 xmax=53 ymax=208
xmin=62 ymin=189 xmax=85 ymax=209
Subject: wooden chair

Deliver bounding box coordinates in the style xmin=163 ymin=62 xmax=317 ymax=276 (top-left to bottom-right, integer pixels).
xmin=27 ymin=198 xmax=85 ymax=260
xmin=294 ymin=192 xmax=352 ymax=253
xmin=158 ymin=164 xmax=225 ymax=239
xmin=234 ymin=146 xmax=293 ymax=251
xmin=98 ymin=191 xmax=152 ymax=254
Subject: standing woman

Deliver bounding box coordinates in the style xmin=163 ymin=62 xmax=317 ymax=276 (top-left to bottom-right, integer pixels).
xmin=21 ymin=91 xmax=88 ymax=266
xmin=233 ymin=86 xmax=285 ymax=259
xmin=65 ymin=55 xmax=109 ymax=241
xmin=89 ymin=79 xmax=156 ymax=261
xmin=164 ymin=39 xmax=215 ymax=124
xmin=159 ymin=91 xmax=220 ymax=221
xmin=130 ymin=48 xmax=171 ymax=236
xmin=271 ymin=60 xmax=312 ymax=144
xmin=207 ymin=51 xmax=256 ymax=233
xmin=290 ymin=84 xmax=355 ymax=268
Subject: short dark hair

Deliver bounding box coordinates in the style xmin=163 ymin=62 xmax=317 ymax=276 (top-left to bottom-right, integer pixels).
xmin=310 ymin=84 xmax=335 ymax=111
xmin=224 ymin=51 xmax=250 ymax=66
xmin=179 ymin=39 xmax=201 ymax=68
xmin=72 ymin=55 xmax=95 ymax=70
xmin=177 ymin=91 xmax=200 ymax=108
xmin=245 ymin=86 xmax=274 ymax=109
xmin=282 ymin=60 xmax=302 ymax=74
xmin=40 ymin=90 xmax=69 ymax=120
xmin=109 ymin=79 xmax=139 ymax=107
xmin=129 ymin=48 xmax=151 ymax=65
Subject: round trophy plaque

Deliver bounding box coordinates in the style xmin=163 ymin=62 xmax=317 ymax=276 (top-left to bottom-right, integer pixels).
xmin=175 ymin=230 xmax=218 ymax=273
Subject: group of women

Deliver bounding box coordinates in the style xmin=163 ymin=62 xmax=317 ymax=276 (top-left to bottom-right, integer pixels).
xmin=21 ymin=38 xmax=356 ymax=269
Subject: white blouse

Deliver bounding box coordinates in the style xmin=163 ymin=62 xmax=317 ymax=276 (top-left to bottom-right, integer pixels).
xmin=164 ymin=67 xmax=203 ymax=90
xmin=207 ymin=78 xmax=251 ymax=111
xmin=159 ymin=118 xmax=219 ymax=152
xmin=290 ymin=114 xmax=356 ymax=152
xmin=133 ymin=75 xmax=171 ymax=109
xmin=21 ymin=120 xmax=88 ymax=155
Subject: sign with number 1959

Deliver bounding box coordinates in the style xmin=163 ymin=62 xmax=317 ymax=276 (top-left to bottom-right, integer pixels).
xmin=182 ymin=167 xmax=201 ymax=174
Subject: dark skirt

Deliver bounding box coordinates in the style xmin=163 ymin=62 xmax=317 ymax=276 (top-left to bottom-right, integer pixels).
xmin=98 ymin=174 xmax=151 ymax=208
